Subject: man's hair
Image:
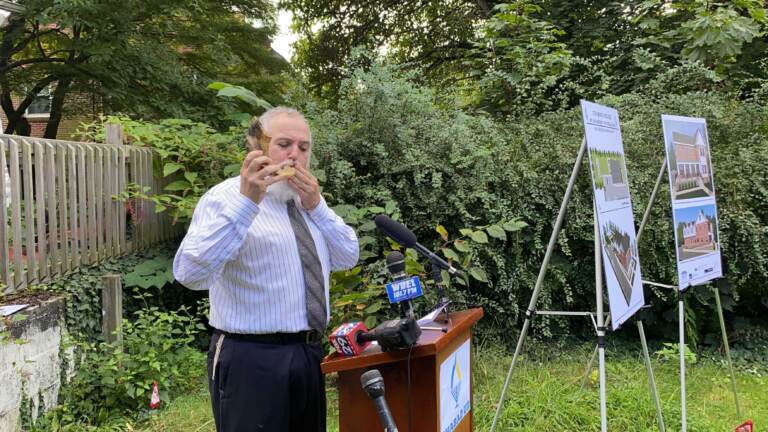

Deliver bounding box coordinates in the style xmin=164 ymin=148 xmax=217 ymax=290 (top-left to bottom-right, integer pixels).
xmin=245 ymin=106 xmax=311 ymax=151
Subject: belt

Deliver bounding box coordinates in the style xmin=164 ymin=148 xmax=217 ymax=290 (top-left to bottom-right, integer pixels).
xmin=214 ymin=329 xmax=323 ymax=345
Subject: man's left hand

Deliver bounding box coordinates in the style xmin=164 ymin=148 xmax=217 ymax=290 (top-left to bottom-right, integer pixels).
xmin=288 ymin=165 xmax=321 ymax=210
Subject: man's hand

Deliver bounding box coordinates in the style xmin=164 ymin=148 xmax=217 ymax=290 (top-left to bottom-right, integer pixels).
xmin=239 ymin=150 xmax=292 ymax=204
xmin=288 ymin=165 xmax=321 ymax=210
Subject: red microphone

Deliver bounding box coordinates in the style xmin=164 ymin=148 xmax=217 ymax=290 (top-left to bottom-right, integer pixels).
xmin=329 ymin=322 xmax=374 ymax=356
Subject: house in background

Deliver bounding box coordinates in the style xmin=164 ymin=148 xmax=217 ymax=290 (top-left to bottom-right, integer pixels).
xmin=0 ymin=85 xmax=103 ymax=140
xmin=0 ymin=6 xmax=102 ymax=140
xmin=672 ymin=130 xmax=710 ymax=180
xmin=682 ymin=210 xmax=714 ymax=249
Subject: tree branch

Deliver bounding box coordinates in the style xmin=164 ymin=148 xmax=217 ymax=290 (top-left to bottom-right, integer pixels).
xmin=9 ymin=27 xmax=58 ymax=57
xmin=44 ymin=75 xmax=72 ymax=138
xmin=475 ymin=0 xmax=492 ymax=17
xmin=0 ymin=57 xmax=67 ymax=74
xmin=0 ymin=15 xmax=27 ymax=62
xmin=2 ymin=74 xmax=59 ymax=134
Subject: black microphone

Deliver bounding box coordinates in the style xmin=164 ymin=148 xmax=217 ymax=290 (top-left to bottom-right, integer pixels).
xmin=374 ymin=215 xmax=463 ymax=277
xmin=356 ymin=330 xmax=378 ymax=344
xmin=360 ymin=369 xmax=399 ymax=432
xmin=386 ymin=251 xmax=415 ymax=319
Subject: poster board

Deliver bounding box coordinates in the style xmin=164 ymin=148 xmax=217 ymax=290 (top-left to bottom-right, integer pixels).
xmin=581 ymin=100 xmax=645 ymax=330
xmin=661 ymin=115 xmax=723 ymax=289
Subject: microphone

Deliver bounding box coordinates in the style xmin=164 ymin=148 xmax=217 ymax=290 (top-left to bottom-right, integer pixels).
xmin=329 ymin=322 xmax=373 ymax=357
xmin=360 ymin=369 xmax=399 ymax=432
xmin=386 ymin=250 xmax=407 ymax=278
xmin=386 ymin=251 xmax=415 ymax=319
xmin=374 ymin=215 xmax=463 ymax=277
xmin=330 ymin=317 xmax=421 ymax=356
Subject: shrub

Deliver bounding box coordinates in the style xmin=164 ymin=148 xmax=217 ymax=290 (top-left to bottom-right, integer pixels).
xmin=59 ymin=304 xmax=206 ymax=424
xmin=296 ymin=61 xmax=768 ymax=341
xmin=78 ymin=116 xmax=246 ymax=224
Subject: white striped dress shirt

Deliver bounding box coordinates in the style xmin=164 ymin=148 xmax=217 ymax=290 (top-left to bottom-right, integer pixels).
xmin=173 ymin=177 xmax=359 ymax=334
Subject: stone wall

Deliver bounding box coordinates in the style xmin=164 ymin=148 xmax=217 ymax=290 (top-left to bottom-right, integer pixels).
xmin=0 ymin=296 xmax=72 ymax=431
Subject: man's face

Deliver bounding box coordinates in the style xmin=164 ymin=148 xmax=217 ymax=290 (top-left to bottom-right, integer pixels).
xmin=265 ymin=114 xmax=311 ymax=169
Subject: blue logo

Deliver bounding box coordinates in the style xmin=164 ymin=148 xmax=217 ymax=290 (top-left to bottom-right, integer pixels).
xmin=385 ymin=276 xmax=423 ymax=304
xmin=450 ymin=355 xmax=462 ymax=406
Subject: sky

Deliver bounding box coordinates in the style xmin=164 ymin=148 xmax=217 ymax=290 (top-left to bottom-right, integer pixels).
xmin=271 ymin=9 xmax=296 ymax=62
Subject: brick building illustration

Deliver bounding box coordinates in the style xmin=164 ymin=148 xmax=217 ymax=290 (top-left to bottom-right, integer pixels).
xmin=669 ymin=129 xmax=714 ymax=199
xmin=673 ymin=130 xmax=709 ymax=180
xmin=682 ymin=209 xmax=714 ymax=249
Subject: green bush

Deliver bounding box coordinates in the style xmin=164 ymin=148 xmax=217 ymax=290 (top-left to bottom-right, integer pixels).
xmin=78 ymin=116 xmax=246 ymax=224
xmin=58 ymin=305 xmax=206 ymax=425
xmin=74 ymin=61 xmax=767 ymax=346
xmin=45 ymin=246 xmax=203 ymax=342
xmin=295 ymin=61 xmax=768 ymax=342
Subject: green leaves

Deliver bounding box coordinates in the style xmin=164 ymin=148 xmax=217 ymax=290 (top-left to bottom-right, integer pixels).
xmin=486 ymin=225 xmax=507 ymax=240
xmin=469 ymin=230 xmax=489 ymax=244
xmin=164 ymin=180 xmax=191 ymax=192
xmin=63 ymin=304 xmax=205 ymax=422
xmin=83 ymin=115 xmax=247 ymax=224
xmin=503 ymin=220 xmax=528 ymax=232
xmin=442 ymin=248 xmax=460 ymax=262
xmin=163 ymin=163 xmax=184 ymax=177
xmin=469 ymin=267 xmax=489 ymax=283
xmin=4 ymin=0 xmax=287 ymax=137
xmin=124 ymin=257 xmax=175 ymax=290
xmin=454 ymin=240 xmax=471 ymax=253
xmin=208 ymin=82 xmax=273 ymax=110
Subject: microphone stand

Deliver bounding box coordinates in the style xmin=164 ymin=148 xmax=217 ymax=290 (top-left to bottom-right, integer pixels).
xmin=430 ymin=256 xmax=451 ymax=324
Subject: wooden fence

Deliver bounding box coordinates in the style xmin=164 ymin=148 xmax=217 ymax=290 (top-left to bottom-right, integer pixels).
xmin=0 ymin=133 xmax=183 ymax=294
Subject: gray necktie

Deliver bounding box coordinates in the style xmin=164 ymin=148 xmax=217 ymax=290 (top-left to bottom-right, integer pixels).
xmin=287 ymin=200 xmax=327 ymax=332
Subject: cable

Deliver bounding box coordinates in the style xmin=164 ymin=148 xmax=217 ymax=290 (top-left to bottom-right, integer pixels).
xmin=407 ymin=343 xmax=414 ymax=432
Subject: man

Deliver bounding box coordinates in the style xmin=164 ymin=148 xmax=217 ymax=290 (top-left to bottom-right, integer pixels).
xmin=173 ymin=107 xmax=359 ymax=431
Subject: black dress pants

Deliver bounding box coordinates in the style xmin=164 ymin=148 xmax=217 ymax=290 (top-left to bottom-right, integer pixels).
xmin=207 ymin=331 xmax=326 ymax=432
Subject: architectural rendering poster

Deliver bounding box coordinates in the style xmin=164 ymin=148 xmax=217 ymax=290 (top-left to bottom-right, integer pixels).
xmin=661 ymin=115 xmax=723 ymax=289
xmin=581 ymin=100 xmax=645 ymax=330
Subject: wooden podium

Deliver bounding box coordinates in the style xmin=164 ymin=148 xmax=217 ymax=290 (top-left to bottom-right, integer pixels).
xmin=322 ymin=308 xmax=483 ymax=432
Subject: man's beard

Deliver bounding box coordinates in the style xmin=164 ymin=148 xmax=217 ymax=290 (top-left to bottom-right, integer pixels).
xmin=267 ymin=179 xmax=298 ymax=202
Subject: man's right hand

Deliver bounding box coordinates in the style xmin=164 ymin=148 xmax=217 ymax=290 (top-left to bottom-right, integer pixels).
xmin=239 ymin=150 xmax=291 ymax=204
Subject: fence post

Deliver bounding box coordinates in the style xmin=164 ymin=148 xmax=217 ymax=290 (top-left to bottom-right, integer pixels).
xmin=105 ymin=124 xmax=126 ymax=254
xmin=105 ymin=123 xmax=124 ymax=146
xmin=101 ymin=274 xmax=123 ymax=343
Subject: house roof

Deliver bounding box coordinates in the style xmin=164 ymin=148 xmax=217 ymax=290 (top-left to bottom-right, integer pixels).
xmin=672 ymin=131 xmax=697 ymax=145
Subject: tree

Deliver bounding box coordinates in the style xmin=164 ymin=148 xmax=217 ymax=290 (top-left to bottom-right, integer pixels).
xmin=283 ymin=0 xmax=488 ymax=99
xmin=1 ymin=0 xmax=288 ymax=138
xmin=283 ymin=0 xmax=768 ymax=113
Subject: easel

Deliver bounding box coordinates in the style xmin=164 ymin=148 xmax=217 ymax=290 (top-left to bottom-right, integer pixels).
xmin=634 ymin=159 xmax=740 ymax=429
xmin=489 ymin=138 xmax=666 ymax=432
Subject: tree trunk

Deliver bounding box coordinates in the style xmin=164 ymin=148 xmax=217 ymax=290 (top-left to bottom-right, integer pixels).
xmin=16 ymin=117 xmax=30 ymax=136
xmin=0 ymin=89 xmax=13 ymax=133
xmin=0 ymin=15 xmax=26 ymax=134
xmin=2 ymin=75 xmax=58 ymax=135
xmin=44 ymin=76 xmax=72 ymax=139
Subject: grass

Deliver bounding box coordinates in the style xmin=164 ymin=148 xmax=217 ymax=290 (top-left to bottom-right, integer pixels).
xmin=132 ymin=342 xmax=766 ymax=431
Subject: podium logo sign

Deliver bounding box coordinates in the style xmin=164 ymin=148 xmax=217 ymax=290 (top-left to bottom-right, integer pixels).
xmin=385 ymin=276 xmax=423 ymax=304
xmin=450 ymin=356 xmax=462 ymax=405
xmin=440 ymin=339 xmax=471 ymax=432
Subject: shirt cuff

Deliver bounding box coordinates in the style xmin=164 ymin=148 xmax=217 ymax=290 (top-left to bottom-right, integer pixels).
xmin=307 ymin=196 xmax=332 ymax=222
xmin=224 ymin=193 xmax=261 ymax=226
